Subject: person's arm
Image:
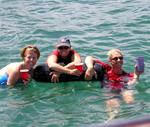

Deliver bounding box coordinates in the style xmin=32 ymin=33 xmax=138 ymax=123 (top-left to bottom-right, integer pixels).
xmin=84 ymin=56 xmax=97 ymax=80
xmin=47 ymin=54 xmax=69 ymax=73
xmin=7 ymin=67 xmax=20 ymax=86
xmin=7 ymin=63 xmax=32 ymax=86
xmin=127 ymin=66 xmax=143 ymax=85
xmin=65 ymin=51 xmax=82 ymax=69
xmin=47 ymin=54 xmax=81 ymax=76
xmin=85 ymin=56 xmax=95 ymax=69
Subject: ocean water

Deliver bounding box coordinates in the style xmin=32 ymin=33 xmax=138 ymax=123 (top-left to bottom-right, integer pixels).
xmin=0 ymin=0 xmax=150 ymax=126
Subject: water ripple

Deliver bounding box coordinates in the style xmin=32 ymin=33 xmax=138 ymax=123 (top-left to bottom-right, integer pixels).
xmin=0 ymin=0 xmax=150 ymax=126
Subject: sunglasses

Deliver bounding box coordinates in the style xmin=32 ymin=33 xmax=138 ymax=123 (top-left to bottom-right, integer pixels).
xmin=111 ymin=57 xmax=123 ymax=61
xmin=58 ymin=46 xmax=70 ymax=50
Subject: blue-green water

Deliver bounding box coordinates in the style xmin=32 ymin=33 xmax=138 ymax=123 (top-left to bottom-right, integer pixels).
xmin=0 ymin=0 xmax=150 ymax=126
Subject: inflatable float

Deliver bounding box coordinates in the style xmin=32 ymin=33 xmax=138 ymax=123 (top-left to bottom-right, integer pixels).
xmin=32 ymin=63 xmax=105 ymax=82
xmin=0 ymin=73 xmax=8 ymax=86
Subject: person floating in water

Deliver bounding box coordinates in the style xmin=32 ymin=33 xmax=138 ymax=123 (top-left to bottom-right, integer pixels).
xmin=85 ymin=48 xmax=143 ymax=90
xmin=47 ymin=36 xmax=83 ymax=83
xmin=32 ymin=37 xmax=105 ymax=83
xmin=84 ymin=49 xmax=144 ymax=120
xmin=0 ymin=45 xmax=40 ymax=86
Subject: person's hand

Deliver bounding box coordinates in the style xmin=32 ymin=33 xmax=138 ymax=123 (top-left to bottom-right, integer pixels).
xmin=22 ymin=74 xmax=31 ymax=85
xmin=85 ymin=67 xmax=97 ymax=80
xmin=134 ymin=65 xmax=144 ymax=79
xmin=50 ymin=72 xmax=60 ymax=83
xmin=69 ymin=69 xmax=82 ymax=76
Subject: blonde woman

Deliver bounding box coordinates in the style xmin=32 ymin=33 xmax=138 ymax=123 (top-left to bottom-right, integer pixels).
xmin=85 ymin=49 xmax=144 ymax=120
xmin=0 ymin=45 xmax=40 ymax=86
xmin=85 ymin=49 xmax=143 ymax=89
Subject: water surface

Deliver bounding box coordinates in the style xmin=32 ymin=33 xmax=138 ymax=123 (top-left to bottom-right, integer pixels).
xmin=0 ymin=0 xmax=150 ymax=126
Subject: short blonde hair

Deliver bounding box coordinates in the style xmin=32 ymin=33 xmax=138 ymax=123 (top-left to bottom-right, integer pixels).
xmin=20 ymin=45 xmax=40 ymax=59
xmin=107 ymin=49 xmax=123 ymax=60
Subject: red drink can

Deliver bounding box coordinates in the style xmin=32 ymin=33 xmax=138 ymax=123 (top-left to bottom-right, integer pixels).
xmin=20 ymin=69 xmax=29 ymax=81
xmin=75 ymin=63 xmax=84 ymax=73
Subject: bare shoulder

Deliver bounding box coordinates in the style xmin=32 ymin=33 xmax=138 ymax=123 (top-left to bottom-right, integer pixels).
xmin=7 ymin=62 xmax=22 ymax=72
xmin=47 ymin=54 xmax=57 ymax=62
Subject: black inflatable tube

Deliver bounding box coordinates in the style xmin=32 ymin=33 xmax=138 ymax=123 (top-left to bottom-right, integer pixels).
xmin=32 ymin=63 xmax=105 ymax=82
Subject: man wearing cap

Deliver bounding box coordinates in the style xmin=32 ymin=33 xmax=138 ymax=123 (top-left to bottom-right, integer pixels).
xmin=47 ymin=37 xmax=82 ymax=83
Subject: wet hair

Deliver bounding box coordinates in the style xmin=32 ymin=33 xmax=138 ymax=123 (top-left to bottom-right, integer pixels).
xmin=20 ymin=45 xmax=40 ymax=59
xmin=107 ymin=49 xmax=123 ymax=60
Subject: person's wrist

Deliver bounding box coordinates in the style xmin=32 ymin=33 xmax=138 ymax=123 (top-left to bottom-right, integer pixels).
xmin=88 ymin=66 xmax=93 ymax=70
xmin=66 ymin=69 xmax=71 ymax=75
xmin=134 ymin=73 xmax=139 ymax=80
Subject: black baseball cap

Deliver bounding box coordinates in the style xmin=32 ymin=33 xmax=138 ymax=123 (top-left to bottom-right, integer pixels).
xmin=56 ymin=37 xmax=71 ymax=48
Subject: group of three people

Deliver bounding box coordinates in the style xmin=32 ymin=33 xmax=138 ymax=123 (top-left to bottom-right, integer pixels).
xmin=0 ymin=37 xmax=144 ymax=121
xmin=0 ymin=37 xmax=143 ymax=90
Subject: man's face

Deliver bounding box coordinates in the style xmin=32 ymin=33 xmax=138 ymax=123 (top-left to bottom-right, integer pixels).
xmin=57 ymin=46 xmax=71 ymax=58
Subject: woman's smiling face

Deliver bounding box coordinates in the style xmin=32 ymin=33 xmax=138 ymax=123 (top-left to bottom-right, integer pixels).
xmin=108 ymin=49 xmax=124 ymax=69
xmin=23 ymin=49 xmax=38 ymax=69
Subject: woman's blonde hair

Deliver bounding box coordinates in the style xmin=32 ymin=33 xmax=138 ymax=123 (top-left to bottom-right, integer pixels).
xmin=20 ymin=45 xmax=40 ymax=59
xmin=107 ymin=49 xmax=123 ymax=60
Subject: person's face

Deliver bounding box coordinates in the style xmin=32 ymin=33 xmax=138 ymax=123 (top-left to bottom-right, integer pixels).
xmin=109 ymin=52 xmax=124 ymax=68
xmin=23 ymin=49 xmax=38 ymax=69
xmin=57 ymin=46 xmax=71 ymax=58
